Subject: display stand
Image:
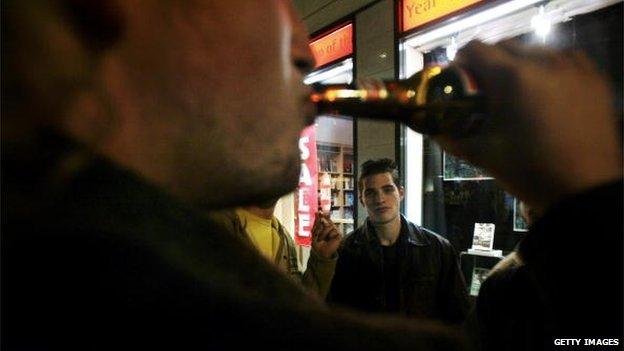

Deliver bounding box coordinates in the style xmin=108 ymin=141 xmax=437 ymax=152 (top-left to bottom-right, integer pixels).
xmin=460 ymin=250 xmax=505 ymax=300
xmin=317 ymin=143 xmax=355 ymax=234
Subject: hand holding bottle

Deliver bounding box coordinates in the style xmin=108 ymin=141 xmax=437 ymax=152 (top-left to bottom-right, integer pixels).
xmin=437 ymin=40 xmax=621 ymax=214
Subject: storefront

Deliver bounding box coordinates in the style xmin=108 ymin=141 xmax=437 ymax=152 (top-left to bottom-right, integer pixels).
xmin=306 ymin=21 xmax=357 ymax=237
xmin=291 ymin=0 xmax=621 ymax=275
xmin=397 ymin=0 xmax=622 ymax=295
xmin=274 ymin=20 xmax=357 ymax=267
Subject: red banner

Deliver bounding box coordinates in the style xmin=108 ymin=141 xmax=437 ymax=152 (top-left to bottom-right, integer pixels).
xmin=295 ymin=126 xmax=318 ymax=247
xmin=309 ymin=23 xmax=353 ymax=68
xmin=400 ymin=0 xmax=484 ymax=32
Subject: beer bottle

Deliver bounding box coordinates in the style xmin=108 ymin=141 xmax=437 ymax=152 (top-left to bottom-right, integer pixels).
xmin=311 ymin=66 xmax=486 ymax=138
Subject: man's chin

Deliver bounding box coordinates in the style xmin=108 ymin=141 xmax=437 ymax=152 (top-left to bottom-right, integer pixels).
xmin=272 ymin=155 xmax=300 ymax=193
xmin=195 ymin=166 xmax=299 ymax=211
xmin=370 ymin=214 xmax=398 ymax=225
xmin=242 ymin=158 xmax=299 ymax=207
xmin=214 ymin=182 xmax=296 ymax=209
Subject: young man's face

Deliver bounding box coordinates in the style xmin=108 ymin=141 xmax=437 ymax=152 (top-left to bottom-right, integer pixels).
xmin=360 ymin=173 xmax=405 ymax=225
xmin=112 ymin=0 xmax=315 ymax=208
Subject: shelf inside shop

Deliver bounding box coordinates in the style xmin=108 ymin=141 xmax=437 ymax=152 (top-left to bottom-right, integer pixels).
xmin=318 ymin=142 xmax=356 ymax=234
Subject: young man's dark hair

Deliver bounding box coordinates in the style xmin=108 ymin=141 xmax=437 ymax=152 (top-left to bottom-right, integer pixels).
xmin=358 ymin=158 xmax=401 ymax=193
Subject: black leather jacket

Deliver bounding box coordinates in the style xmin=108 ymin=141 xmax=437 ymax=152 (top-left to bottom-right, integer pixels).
xmin=328 ymin=216 xmax=470 ymax=324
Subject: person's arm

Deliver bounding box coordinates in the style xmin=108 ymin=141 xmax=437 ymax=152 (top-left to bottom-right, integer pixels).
xmin=301 ymin=247 xmax=337 ymax=299
xmin=438 ymin=241 xmax=470 ymax=324
xmin=431 ymin=41 xmax=622 ymax=214
xmin=473 ymin=269 xmax=517 ymax=351
xmin=326 ymin=243 xmax=352 ymax=306
xmin=301 ymin=212 xmax=341 ymax=299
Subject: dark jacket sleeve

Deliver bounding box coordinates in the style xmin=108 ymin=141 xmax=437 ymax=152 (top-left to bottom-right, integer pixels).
xmin=438 ymin=241 xmax=470 ymax=324
xmin=473 ymin=267 xmax=517 ymax=351
xmin=302 ymin=247 xmax=337 ymax=299
xmin=326 ymin=241 xmax=353 ymax=306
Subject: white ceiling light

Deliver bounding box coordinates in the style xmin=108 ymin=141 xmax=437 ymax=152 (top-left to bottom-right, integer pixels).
xmin=304 ymin=59 xmax=353 ymax=85
xmin=446 ymin=36 xmax=459 ymax=61
xmin=404 ymin=0 xmax=542 ymax=48
xmin=531 ymin=5 xmax=552 ymax=41
xmin=403 ymin=0 xmax=620 ymax=53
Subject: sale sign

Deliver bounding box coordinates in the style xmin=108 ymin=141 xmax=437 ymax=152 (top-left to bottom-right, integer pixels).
xmin=294 ymin=125 xmax=318 ymax=247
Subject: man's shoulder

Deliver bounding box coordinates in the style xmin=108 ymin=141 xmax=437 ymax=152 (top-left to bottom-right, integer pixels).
xmin=276 ymin=220 xmax=296 ymax=247
xmin=478 ymin=255 xmax=531 ymax=306
xmin=206 ymin=209 xmax=247 ymax=239
xmin=340 ymin=225 xmax=367 ymax=249
xmin=206 ymin=209 xmax=238 ymax=224
xmin=418 ymin=225 xmax=447 ymax=242
xmin=406 ymin=221 xmax=452 ymax=248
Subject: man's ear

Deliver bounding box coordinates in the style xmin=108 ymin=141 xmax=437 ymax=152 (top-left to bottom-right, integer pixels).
xmin=398 ymin=186 xmax=405 ymax=201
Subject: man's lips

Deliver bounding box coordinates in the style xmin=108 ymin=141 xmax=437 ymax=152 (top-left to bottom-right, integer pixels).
xmin=375 ymin=207 xmax=391 ymax=213
xmin=303 ymin=100 xmax=317 ymax=126
xmin=302 ymin=90 xmax=318 ymax=126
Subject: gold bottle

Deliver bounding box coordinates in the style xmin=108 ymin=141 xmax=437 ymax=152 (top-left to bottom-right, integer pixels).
xmin=311 ymin=66 xmax=486 ymax=137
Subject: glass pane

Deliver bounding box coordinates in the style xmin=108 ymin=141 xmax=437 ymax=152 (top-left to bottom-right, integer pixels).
xmin=316 ymin=115 xmax=355 ymax=235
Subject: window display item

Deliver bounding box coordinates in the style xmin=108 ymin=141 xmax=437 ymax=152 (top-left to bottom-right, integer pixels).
xmin=468 ymin=223 xmax=502 ymax=256
xmin=469 ymin=267 xmax=490 ymax=296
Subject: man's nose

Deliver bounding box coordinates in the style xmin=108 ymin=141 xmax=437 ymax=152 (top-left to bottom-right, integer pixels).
xmin=292 ymin=36 xmax=315 ymax=77
xmin=286 ymin=2 xmax=315 ymax=76
xmin=374 ymin=192 xmax=385 ymax=204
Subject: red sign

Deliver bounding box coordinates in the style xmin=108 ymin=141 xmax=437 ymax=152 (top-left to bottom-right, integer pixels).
xmin=401 ymin=0 xmax=484 ymax=32
xmin=294 ymin=126 xmax=318 ymax=247
xmin=309 ymin=23 xmax=353 ymax=68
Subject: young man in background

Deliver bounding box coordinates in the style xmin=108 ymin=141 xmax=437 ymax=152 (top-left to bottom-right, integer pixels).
xmin=326 ymin=159 xmax=469 ymax=324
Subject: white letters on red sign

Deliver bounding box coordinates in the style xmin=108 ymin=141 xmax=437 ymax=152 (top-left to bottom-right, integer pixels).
xmin=295 ymin=126 xmax=318 ymax=246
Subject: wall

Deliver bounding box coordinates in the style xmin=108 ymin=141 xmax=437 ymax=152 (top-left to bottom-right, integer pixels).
xmin=316 ymin=116 xmax=353 ymax=145
xmin=353 ymin=0 xmax=396 ymax=226
xmin=294 ymin=0 xmax=378 ymax=34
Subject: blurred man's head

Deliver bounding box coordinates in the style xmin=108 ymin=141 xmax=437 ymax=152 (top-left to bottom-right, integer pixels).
xmin=518 ymin=201 xmax=538 ymax=226
xmin=2 ymin=0 xmax=315 ymax=210
xmin=358 ymin=159 xmax=404 ymax=225
xmin=242 ymin=196 xmax=281 ymax=220
xmin=256 ymin=197 xmax=281 ymax=210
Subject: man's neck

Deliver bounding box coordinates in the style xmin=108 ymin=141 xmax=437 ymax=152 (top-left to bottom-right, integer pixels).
xmin=373 ymin=216 xmax=401 ymax=246
xmin=243 ymin=205 xmax=275 ymax=220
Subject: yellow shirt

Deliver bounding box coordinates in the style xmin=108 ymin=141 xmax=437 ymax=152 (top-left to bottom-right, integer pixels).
xmin=235 ymin=209 xmax=281 ymax=262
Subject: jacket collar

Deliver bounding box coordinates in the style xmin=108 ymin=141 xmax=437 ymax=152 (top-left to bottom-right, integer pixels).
xmin=363 ymin=215 xmax=430 ymax=247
